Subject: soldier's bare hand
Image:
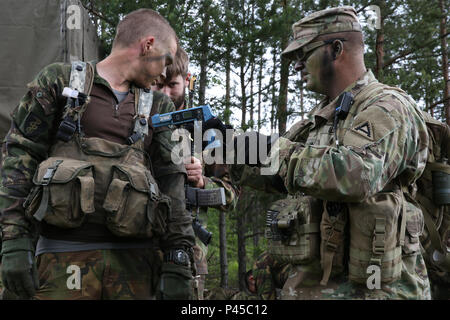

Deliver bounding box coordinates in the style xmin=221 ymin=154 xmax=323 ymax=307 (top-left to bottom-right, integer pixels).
xmin=185 ymin=156 xmax=204 ymax=188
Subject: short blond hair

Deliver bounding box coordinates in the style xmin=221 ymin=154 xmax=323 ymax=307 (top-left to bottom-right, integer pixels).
xmin=112 ymin=9 xmax=177 ymax=49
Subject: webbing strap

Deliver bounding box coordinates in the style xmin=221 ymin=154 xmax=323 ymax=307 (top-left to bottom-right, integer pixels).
xmin=372 ymin=217 xmax=386 ymax=255
xmin=320 ymin=250 xmax=335 ymax=286
xmin=351 ymin=246 xmax=402 ymax=263
xmin=58 ymin=61 xmax=94 ymax=141
xmin=128 ymin=89 xmax=153 ymax=145
xmin=320 ymin=216 xmax=346 ymax=286
xmin=399 ymin=189 xmax=408 ymax=247
xmin=34 ymin=186 xmax=49 ymax=221
xmin=418 ymin=192 xmax=446 ymax=254
xmin=349 ymin=249 xmax=402 ymax=279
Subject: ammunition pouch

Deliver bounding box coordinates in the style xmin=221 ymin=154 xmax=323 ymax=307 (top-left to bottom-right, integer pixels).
xmin=265 ymin=195 xmax=323 ymax=265
xmin=347 ymin=190 xmax=414 ymax=285
xmin=185 ymin=186 xmax=226 ymax=208
xmin=24 ymin=137 xmax=171 ymax=239
xmin=103 ymin=164 xmax=170 ymax=238
xmin=25 ymin=157 xmax=95 ymax=228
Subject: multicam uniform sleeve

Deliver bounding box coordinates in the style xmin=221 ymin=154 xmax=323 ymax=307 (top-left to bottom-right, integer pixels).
xmin=0 ymin=63 xmax=70 ymax=240
xmin=284 ymin=94 xmax=429 ymax=202
xmin=149 ymin=92 xmax=195 ymax=251
xmin=202 ymin=163 xmax=239 ymax=211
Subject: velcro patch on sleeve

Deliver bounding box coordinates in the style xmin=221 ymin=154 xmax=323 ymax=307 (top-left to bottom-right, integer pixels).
xmin=20 ymin=111 xmax=48 ymax=140
xmin=343 ymin=106 xmax=397 ymax=148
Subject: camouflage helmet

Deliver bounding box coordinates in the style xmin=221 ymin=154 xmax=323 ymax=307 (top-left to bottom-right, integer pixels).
xmin=282 ymin=6 xmax=362 ymax=60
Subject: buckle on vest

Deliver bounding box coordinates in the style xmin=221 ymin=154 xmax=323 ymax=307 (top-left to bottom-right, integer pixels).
xmin=127 ymin=132 xmax=142 ymax=145
xmin=41 ymin=160 xmax=63 ymax=185
xmin=372 ymin=217 xmax=386 ymax=255
xmin=56 ymin=118 xmax=77 ymax=142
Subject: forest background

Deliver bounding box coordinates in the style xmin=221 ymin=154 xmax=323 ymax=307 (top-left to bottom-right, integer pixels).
xmin=80 ymin=0 xmax=449 ymax=291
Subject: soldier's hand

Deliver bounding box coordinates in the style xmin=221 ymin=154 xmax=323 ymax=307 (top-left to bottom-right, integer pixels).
xmin=1 ymin=238 xmax=39 ymax=299
xmin=158 ymin=262 xmax=193 ymax=300
xmin=185 ymin=156 xmax=204 ymax=188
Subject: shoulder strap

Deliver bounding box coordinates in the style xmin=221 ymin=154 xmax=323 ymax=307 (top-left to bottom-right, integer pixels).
xmin=56 ymin=61 xmax=94 ymax=142
xmin=127 ymin=88 xmax=154 ymax=146
xmin=68 ymin=61 xmax=94 ymax=95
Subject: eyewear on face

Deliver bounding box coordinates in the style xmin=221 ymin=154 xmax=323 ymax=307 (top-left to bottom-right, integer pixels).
xmin=294 ymin=38 xmax=347 ymax=62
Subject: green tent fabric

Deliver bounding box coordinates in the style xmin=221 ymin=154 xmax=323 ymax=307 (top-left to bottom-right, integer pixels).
xmin=0 ymin=0 xmax=101 ymax=140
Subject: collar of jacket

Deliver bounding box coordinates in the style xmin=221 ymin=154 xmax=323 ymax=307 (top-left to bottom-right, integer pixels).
xmin=310 ymin=70 xmax=378 ymax=130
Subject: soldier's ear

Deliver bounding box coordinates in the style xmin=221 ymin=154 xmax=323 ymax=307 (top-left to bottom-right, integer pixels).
xmin=332 ymin=40 xmax=344 ymax=60
xmin=141 ymin=36 xmax=155 ymax=56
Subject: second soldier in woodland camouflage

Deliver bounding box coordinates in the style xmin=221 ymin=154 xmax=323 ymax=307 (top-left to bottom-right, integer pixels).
xmin=0 ymin=9 xmax=195 ymax=300
xmin=151 ymin=47 xmax=239 ymax=300
xmin=231 ymin=6 xmax=431 ymax=299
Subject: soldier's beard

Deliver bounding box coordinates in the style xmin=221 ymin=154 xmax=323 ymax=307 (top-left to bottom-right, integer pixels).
xmin=319 ymin=50 xmax=335 ymax=95
xmin=173 ymin=86 xmax=186 ymax=109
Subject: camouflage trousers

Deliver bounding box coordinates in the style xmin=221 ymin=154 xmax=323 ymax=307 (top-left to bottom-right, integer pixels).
xmin=280 ymin=253 xmax=432 ymax=300
xmin=252 ymin=251 xmax=293 ymax=300
xmin=33 ymin=248 xmax=161 ymax=300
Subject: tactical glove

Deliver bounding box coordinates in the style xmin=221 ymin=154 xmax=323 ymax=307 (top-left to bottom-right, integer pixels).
xmin=159 ymin=262 xmax=193 ymax=300
xmin=1 ymin=238 xmax=39 ymax=299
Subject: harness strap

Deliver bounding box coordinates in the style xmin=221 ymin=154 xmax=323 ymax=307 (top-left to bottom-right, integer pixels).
xmin=320 ymin=213 xmax=346 ymax=286
xmin=127 ymin=89 xmax=154 ymax=146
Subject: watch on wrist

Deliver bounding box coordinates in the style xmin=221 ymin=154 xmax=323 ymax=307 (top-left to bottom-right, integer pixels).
xmin=164 ymin=249 xmax=190 ymax=266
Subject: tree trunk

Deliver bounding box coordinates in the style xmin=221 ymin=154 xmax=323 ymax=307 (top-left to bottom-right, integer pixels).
xmin=258 ymin=56 xmax=264 ymax=130
xmin=277 ymin=0 xmax=289 ymax=135
xmin=439 ymin=0 xmax=450 ymax=124
xmin=198 ymin=1 xmax=211 ymax=105
xmin=240 ymin=63 xmax=247 ymax=129
xmin=219 ymin=210 xmax=228 ymax=288
xmin=270 ymin=47 xmax=277 ymax=134
xmin=375 ymin=1 xmax=385 ymax=80
xmin=237 ymin=209 xmax=247 ymax=291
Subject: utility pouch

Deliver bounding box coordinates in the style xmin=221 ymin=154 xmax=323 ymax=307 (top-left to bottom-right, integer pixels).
xmin=25 ymin=157 xmax=94 ymax=228
xmin=266 ymin=195 xmax=322 ymax=264
xmin=103 ymin=164 xmax=171 ymax=238
xmin=348 ymin=191 xmax=403 ymax=284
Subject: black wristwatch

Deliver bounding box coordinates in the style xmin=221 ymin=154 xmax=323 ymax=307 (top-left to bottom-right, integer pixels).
xmin=164 ymin=249 xmax=190 ymax=266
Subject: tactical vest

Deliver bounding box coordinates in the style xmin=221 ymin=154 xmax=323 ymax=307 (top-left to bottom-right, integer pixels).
xmin=266 ymin=79 xmax=428 ymax=287
xmin=23 ymin=61 xmax=171 ymax=239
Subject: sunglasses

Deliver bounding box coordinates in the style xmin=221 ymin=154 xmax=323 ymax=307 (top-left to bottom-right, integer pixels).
xmin=294 ymin=38 xmax=347 ymax=62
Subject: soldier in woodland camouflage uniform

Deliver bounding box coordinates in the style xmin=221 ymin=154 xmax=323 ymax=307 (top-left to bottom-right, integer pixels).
xmin=151 ymin=47 xmax=239 ymax=300
xmin=0 ymin=9 xmax=195 ymax=300
xmin=231 ymin=6 xmax=431 ymax=299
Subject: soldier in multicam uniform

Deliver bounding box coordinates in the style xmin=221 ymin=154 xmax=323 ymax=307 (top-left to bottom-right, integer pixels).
xmin=231 ymin=6 xmax=431 ymax=299
xmin=151 ymin=47 xmax=239 ymax=300
xmin=0 ymin=9 xmax=195 ymax=300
